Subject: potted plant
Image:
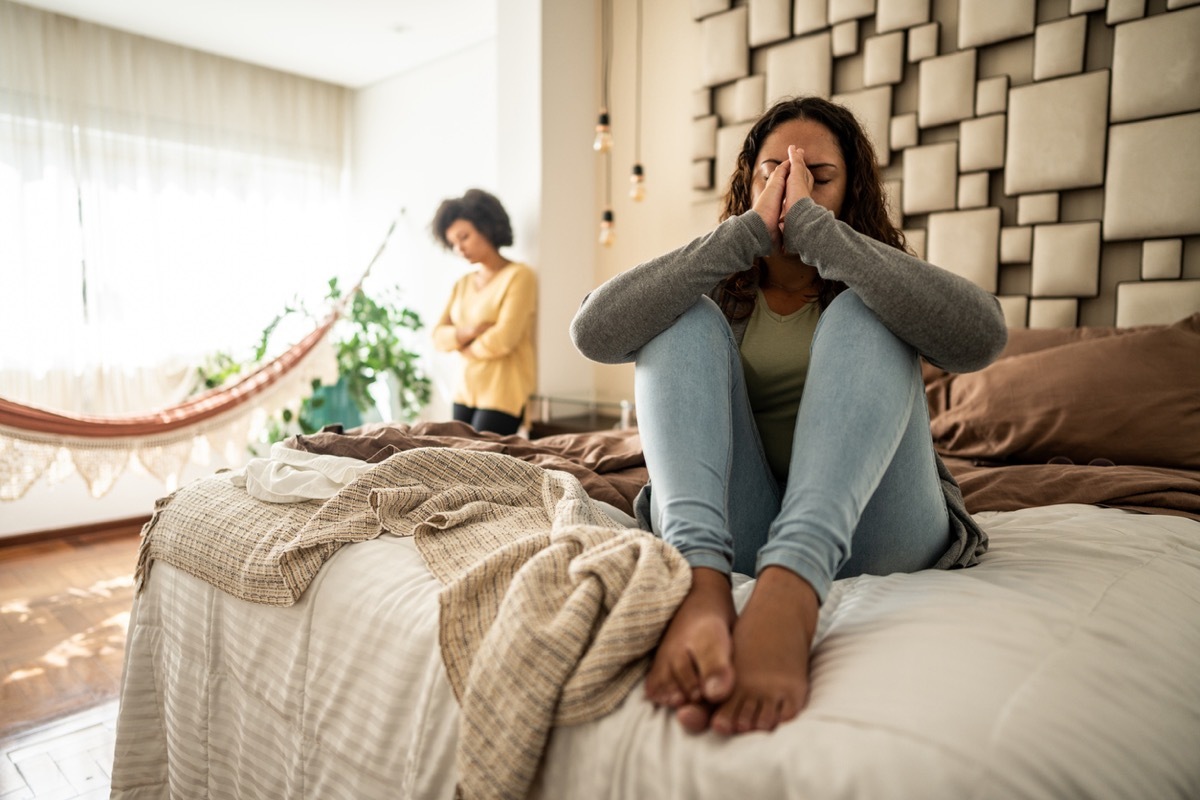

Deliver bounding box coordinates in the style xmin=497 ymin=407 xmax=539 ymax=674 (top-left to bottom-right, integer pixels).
xmin=196 ymin=277 xmax=431 ymax=445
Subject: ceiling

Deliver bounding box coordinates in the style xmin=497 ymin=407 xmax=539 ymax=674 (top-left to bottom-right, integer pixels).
xmin=13 ymin=0 xmax=497 ymax=89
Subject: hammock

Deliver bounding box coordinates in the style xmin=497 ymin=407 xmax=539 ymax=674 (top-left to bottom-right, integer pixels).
xmin=0 ymin=220 xmax=398 ymax=501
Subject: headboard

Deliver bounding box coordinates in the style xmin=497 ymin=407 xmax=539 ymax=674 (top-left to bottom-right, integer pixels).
xmin=688 ymin=0 xmax=1200 ymax=328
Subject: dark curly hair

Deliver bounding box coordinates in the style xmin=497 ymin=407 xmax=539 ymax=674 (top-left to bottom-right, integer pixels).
xmin=431 ymin=188 xmax=514 ymax=250
xmin=714 ymin=96 xmax=906 ymax=322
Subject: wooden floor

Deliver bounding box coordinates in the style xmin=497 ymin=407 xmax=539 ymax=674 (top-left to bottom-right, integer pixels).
xmin=0 ymin=529 xmax=140 ymax=798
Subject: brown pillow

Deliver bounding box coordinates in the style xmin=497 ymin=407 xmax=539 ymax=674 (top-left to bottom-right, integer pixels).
xmin=930 ymin=314 xmax=1200 ymax=469
xmin=922 ymin=321 xmax=1162 ymax=418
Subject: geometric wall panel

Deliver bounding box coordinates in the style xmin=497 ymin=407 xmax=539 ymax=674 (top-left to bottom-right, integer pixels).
xmin=903 ymin=142 xmax=958 ymax=214
xmin=715 ymin=121 xmax=755 ymax=196
xmin=1004 ymin=70 xmax=1110 ymax=195
xmin=1116 ymin=279 xmax=1200 ymax=326
xmin=1111 ymin=7 xmax=1200 ymax=122
xmin=908 ymin=22 xmax=939 ymax=62
xmin=832 ymin=20 xmax=860 ymax=57
xmin=1033 ymin=16 xmax=1087 ymax=81
xmin=958 ymin=172 xmax=990 ymax=209
xmin=693 ymin=115 xmax=718 ymax=159
xmin=701 ymin=7 xmax=750 ymax=86
xmin=1029 ymin=298 xmax=1079 ymax=328
xmin=1142 ymin=239 xmax=1184 ymax=280
xmin=687 ymin=3 xmax=1197 ymax=327
xmin=864 ymin=31 xmax=906 ymax=87
xmin=694 ymin=0 xmax=732 ymax=20
xmin=976 ymin=76 xmax=1009 ymax=115
xmin=891 ymin=112 xmax=919 ymax=149
xmin=959 ymin=114 xmax=1005 ymax=172
xmin=764 ymin=32 xmax=833 ymax=103
xmin=996 ymin=295 xmax=1030 ymax=328
xmin=793 ymin=0 xmax=829 ymax=35
xmin=1103 ymin=112 xmax=1200 ymax=240
xmin=1017 ymin=193 xmax=1059 ymax=225
xmin=832 ymin=85 xmax=893 ymax=166
xmin=749 ymin=0 xmax=792 ymax=47
xmin=1000 ymin=226 xmax=1033 ymax=263
xmin=926 ymin=207 xmax=1001 ymax=292
xmin=1030 ymin=222 xmax=1102 ymax=297
xmin=918 ymin=49 xmax=976 ymax=128
xmin=1107 ymin=0 xmax=1149 ymax=25
xmin=830 ymin=0 xmax=876 ymax=24
xmin=959 ymin=0 xmax=1035 ymax=49
xmin=876 ymin=0 xmax=931 ymax=34
xmin=905 ymin=227 xmax=926 ymax=260
xmin=732 ymin=74 xmax=767 ymax=122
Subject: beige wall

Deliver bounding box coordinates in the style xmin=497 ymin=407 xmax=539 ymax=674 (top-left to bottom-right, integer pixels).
xmin=589 ymin=0 xmax=710 ymax=403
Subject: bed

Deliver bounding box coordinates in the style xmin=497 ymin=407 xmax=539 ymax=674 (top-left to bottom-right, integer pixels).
xmin=110 ymin=314 xmax=1200 ymax=800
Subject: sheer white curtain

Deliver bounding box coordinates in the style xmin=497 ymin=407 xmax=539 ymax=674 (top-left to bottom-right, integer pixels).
xmin=0 ymin=0 xmax=352 ymax=415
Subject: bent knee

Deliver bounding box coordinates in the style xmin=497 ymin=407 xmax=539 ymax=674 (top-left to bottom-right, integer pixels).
xmin=638 ymin=296 xmax=734 ymax=358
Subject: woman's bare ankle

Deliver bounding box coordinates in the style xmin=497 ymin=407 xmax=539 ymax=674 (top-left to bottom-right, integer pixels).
xmin=748 ymin=565 xmax=819 ymax=637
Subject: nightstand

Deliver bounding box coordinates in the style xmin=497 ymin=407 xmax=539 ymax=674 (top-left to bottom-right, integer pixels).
xmin=527 ymin=394 xmax=635 ymax=438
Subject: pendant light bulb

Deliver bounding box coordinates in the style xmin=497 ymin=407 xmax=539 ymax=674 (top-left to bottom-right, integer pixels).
xmin=629 ymin=163 xmax=646 ymax=202
xmin=598 ymin=209 xmax=615 ymax=247
xmin=593 ymin=110 xmax=613 ymax=153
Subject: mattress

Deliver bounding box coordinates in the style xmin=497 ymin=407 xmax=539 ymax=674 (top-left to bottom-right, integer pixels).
xmin=111 ymin=501 xmax=1200 ymax=799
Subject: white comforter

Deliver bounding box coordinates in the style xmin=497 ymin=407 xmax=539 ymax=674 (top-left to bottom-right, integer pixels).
xmin=111 ymin=504 xmax=1200 ymax=799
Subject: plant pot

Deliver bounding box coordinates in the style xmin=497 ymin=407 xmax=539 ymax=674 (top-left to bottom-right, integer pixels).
xmin=302 ymin=376 xmax=363 ymax=432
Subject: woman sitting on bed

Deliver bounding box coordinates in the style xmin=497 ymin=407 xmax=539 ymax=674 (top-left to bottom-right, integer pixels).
xmin=570 ymin=96 xmax=1007 ymax=736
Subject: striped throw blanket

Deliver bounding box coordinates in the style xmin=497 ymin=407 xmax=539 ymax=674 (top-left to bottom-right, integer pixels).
xmin=136 ymin=446 xmax=691 ymax=800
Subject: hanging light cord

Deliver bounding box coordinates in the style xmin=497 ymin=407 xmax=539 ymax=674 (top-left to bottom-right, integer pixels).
xmin=634 ymin=0 xmax=643 ymax=165
xmin=601 ymin=0 xmax=613 ymax=113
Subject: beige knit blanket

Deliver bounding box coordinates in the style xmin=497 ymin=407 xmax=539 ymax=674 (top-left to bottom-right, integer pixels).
xmin=136 ymin=446 xmax=691 ymax=800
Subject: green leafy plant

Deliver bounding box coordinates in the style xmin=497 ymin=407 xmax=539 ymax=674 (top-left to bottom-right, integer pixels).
xmin=196 ymin=278 xmax=431 ymax=444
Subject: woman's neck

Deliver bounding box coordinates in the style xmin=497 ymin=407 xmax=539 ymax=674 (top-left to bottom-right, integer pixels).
xmin=476 ymin=252 xmax=510 ymax=274
xmin=761 ymin=257 xmax=819 ymax=294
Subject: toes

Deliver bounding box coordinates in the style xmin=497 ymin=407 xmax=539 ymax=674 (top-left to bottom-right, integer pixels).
xmin=778 ymin=694 xmax=801 ymax=725
xmin=692 ymin=638 xmax=734 ymax=703
xmin=735 ymin=697 xmax=760 ymax=733
xmin=710 ymin=697 xmax=739 ymax=736
xmin=646 ymin=647 xmax=703 ymax=708
xmin=676 ymin=703 xmax=713 ymax=734
xmin=672 ymin=653 xmax=703 ymax=704
xmin=644 ymin=654 xmax=680 ymax=706
xmin=754 ymin=699 xmax=781 ymax=732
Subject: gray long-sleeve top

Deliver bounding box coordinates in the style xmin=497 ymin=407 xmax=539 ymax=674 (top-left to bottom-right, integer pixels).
xmin=572 ymin=198 xmax=1007 ymax=371
xmin=570 ymin=198 xmax=1009 ymax=569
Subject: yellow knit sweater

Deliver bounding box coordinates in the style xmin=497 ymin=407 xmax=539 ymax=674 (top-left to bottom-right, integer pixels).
xmin=433 ymin=262 xmax=537 ymax=417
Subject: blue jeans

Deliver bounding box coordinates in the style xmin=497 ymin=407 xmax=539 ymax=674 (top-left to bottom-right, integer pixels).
xmin=634 ymin=291 xmax=950 ymax=602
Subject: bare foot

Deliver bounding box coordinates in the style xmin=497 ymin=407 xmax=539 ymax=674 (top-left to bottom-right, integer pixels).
xmin=644 ymin=568 xmax=737 ymax=732
xmin=710 ymin=566 xmax=818 ymax=736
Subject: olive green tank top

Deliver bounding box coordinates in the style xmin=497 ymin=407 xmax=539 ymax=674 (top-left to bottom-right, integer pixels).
xmin=739 ymin=290 xmax=820 ymax=481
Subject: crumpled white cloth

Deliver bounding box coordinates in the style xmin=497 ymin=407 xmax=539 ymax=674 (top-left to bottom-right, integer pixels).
xmin=230 ymin=442 xmax=373 ymax=503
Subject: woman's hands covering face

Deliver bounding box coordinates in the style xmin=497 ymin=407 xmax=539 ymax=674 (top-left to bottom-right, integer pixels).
xmin=751 ymin=145 xmax=814 ymax=252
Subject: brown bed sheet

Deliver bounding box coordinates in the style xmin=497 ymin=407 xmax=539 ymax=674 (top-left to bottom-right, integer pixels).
xmin=285 ymin=421 xmax=648 ymax=517
xmin=285 ymin=422 xmax=1200 ymax=524
xmin=944 ymin=457 xmax=1200 ymax=523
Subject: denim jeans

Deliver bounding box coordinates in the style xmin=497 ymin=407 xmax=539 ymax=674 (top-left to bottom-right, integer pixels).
xmin=634 ymin=291 xmax=950 ymax=602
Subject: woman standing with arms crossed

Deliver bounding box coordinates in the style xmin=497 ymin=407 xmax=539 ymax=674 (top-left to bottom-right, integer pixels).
xmin=432 ymin=189 xmax=536 ymax=436
xmin=571 ymin=97 xmax=1007 ymax=736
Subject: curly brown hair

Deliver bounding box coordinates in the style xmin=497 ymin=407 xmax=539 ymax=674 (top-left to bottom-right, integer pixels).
xmin=431 ymin=188 xmax=514 ymax=250
xmin=714 ymin=96 xmax=906 ymax=321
